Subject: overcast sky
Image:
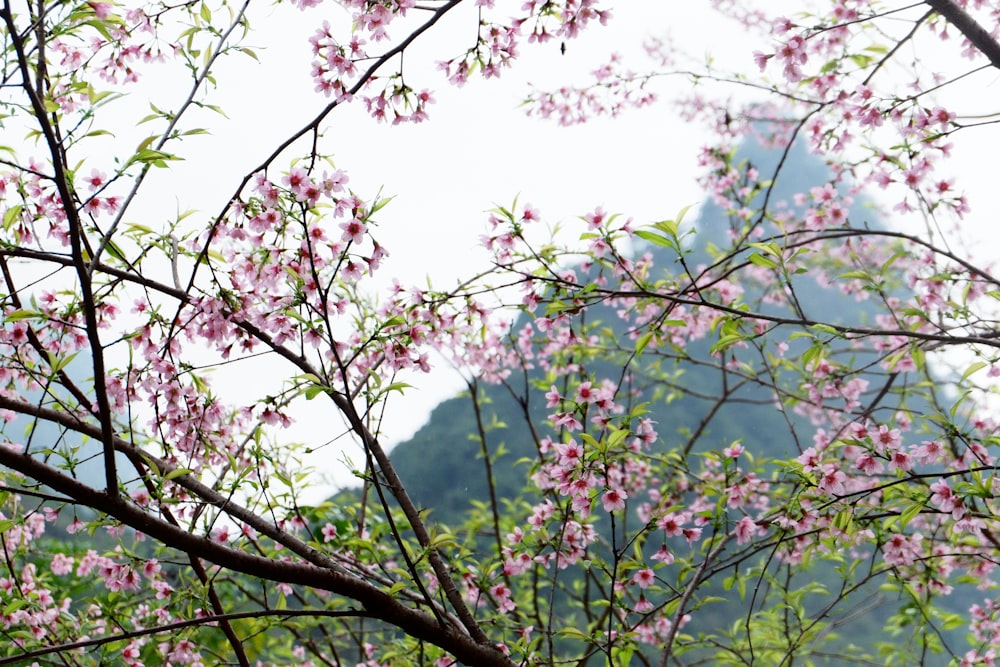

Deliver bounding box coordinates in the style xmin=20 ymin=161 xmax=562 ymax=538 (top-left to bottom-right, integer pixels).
xmin=139 ymin=1 xmax=743 ymax=494
xmin=76 ymin=1 xmax=999 ymax=496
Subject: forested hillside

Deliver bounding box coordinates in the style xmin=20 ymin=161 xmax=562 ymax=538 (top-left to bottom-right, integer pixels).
xmin=387 ymin=139 xmax=885 ymax=522
xmin=375 ymin=139 xmax=964 ymax=664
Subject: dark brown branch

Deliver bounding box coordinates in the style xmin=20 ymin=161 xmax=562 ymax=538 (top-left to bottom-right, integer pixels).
xmin=1 ymin=0 xmax=119 ymax=498
xmin=187 ymin=0 xmax=465 ymax=297
xmin=0 ymin=443 xmax=514 ymax=667
xmin=925 ymin=0 xmax=1000 ymax=68
xmin=0 ymin=245 xmax=493 ymax=646
xmin=187 ymin=554 xmax=251 ymax=666
xmin=324 ymin=386 xmax=492 ymax=645
xmin=0 ymin=609 xmax=375 ymax=666
xmin=87 ymin=0 xmax=254 ymax=272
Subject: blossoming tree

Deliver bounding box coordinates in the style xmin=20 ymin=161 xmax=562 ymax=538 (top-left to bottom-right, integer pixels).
xmin=1 ymin=0 xmax=999 ymax=665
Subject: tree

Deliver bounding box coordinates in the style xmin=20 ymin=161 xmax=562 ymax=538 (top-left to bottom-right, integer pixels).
xmin=0 ymin=0 xmax=999 ymax=665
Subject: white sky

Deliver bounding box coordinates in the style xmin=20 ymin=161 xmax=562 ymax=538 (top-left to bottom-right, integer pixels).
xmin=133 ymin=1 xmax=748 ymax=495
xmin=171 ymin=1 xmax=997 ymax=497
xmin=22 ymin=1 xmax=997 ymax=497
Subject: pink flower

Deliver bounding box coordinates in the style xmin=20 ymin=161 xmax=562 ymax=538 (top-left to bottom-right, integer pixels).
xmin=283 ymin=166 xmax=309 ymax=194
xmin=321 ymin=169 xmax=349 ymax=194
xmin=912 ymin=440 xmax=944 ymax=465
xmin=339 ymin=219 xmax=367 ymax=244
xmin=634 ymin=594 xmax=654 ymax=613
xmin=575 ymin=381 xmax=596 ymax=403
xmin=817 ymin=464 xmax=846 ymax=496
xmin=651 ymin=545 xmax=674 ymax=564
xmin=657 ymin=512 xmax=686 ymax=537
xmin=552 ymin=412 xmax=583 ymax=431
xmin=753 ymin=50 xmax=770 ymax=71
xmin=584 ymin=206 xmax=607 ymax=229
xmin=601 ymin=488 xmax=627 ymax=512
xmin=143 ymin=559 xmax=161 ymax=578
xmin=321 ymin=522 xmax=338 ymax=542
xmin=888 ymin=449 xmax=913 ymax=473
xmin=50 ymin=553 xmax=74 ymax=575
xmin=490 ymin=583 xmax=516 ymax=613
xmin=85 ymin=168 xmax=107 ymax=190
xmin=883 ymin=532 xmax=922 ymax=567
xmin=555 ymin=440 xmax=584 ymax=466
xmin=930 ymin=480 xmax=965 ymax=519
xmin=545 ymin=385 xmax=562 ymax=408
xmin=632 ymin=568 xmax=655 ymax=588
xmin=872 ymin=424 xmax=901 ymax=452
xmin=797 ymin=446 xmax=821 ymax=473
xmin=735 ymin=516 xmax=760 ymax=545
xmin=855 ymin=453 xmax=883 ymax=475
xmin=88 ymin=1 xmax=112 ymax=18
xmin=723 ymin=443 xmax=744 ymax=459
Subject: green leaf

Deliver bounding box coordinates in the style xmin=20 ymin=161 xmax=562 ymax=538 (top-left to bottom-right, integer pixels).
xmin=126 ymin=223 xmax=155 ymax=235
xmin=610 ymin=644 xmax=634 ymax=667
xmin=833 ymin=509 xmax=854 ymax=534
xmin=653 ymin=218 xmax=679 ymax=237
xmin=820 ymin=58 xmax=840 ymax=74
xmin=129 ymin=148 xmax=181 ymax=168
xmin=83 ymin=18 xmax=116 ymax=42
xmin=429 ymin=532 xmax=459 ymax=549
xmin=104 ymin=239 xmax=128 ymax=262
xmin=3 ymin=205 xmax=23 ymax=230
xmin=747 ymin=241 xmax=781 ymax=257
xmin=164 ymin=467 xmax=194 ymax=481
xmin=634 ymin=229 xmax=675 ymax=248
xmin=369 ymin=195 xmax=394 ymax=215
xmin=46 ymin=351 xmax=78 ymax=374
xmin=304 ymin=385 xmax=325 ymax=400
xmin=606 ymin=428 xmax=629 ymax=450
xmin=4 ymin=309 xmax=38 ymax=322
xmin=747 ymin=252 xmax=778 ymax=269
xmin=962 ymin=360 xmax=988 ymax=382
xmin=88 ymin=88 xmax=117 ymax=105
xmin=809 ymin=323 xmax=839 ymax=336
xmin=556 ymin=626 xmax=589 ymax=641
xmin=383 ymin=382 xmax=413 ymax=395
xmin=3 ymin=599 xmax=28 ymax=615
xmin=850 ymin=53 xmax=873 ymax=68
xmin=673 ymin=203 xmax=694 ymax=225
xmin=898 ymin=501 xmax=922 ymax=528
xmin=711 ymin=334 xmax=745 ymax=354
xmin=635 ymin=331 xmax=653 ymax=356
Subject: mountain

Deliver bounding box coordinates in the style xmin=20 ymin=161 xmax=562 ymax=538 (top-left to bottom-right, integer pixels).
xmin=388 ymin=137 xmax=891 ymax=521
xmin=375 ymin=139 xmax=966 ymax=665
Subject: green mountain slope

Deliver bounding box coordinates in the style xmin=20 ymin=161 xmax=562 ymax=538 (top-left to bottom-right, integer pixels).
xmin=388 ymin=138 xmax=889 ymax=521
xmin=372 ymin=140 xmax=968 ymax=665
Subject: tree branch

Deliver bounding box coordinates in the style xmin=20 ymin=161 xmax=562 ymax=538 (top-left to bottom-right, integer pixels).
xmin=1 ymin=0 xmax=120 ymax=498
xmin=0 ymin=441 xmax=514 ymax=667
xmin=925 ymin=0 xmax=1000 ymax=68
